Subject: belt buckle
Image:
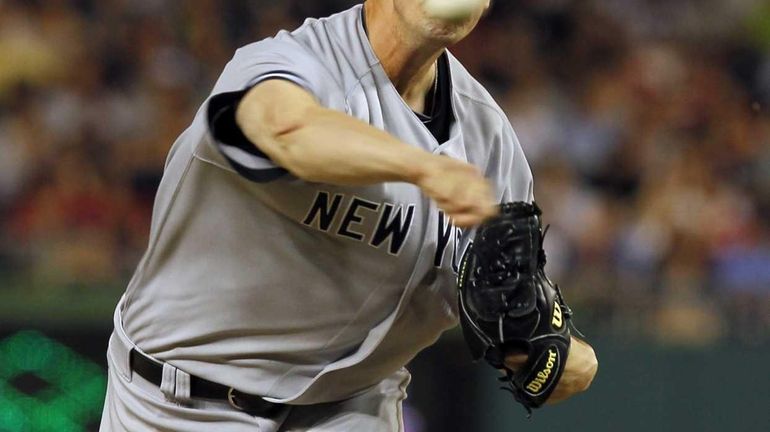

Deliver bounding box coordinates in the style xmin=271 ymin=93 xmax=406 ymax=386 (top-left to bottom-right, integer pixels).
xmin=227 ymin=388 xmax=245 ymax=411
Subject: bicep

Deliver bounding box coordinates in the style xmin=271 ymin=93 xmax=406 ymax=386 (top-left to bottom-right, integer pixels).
xmin=237 ymin=79 xmax=321 ymax=145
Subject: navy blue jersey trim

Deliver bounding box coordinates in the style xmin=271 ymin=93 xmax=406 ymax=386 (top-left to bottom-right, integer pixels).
xmin=208 ymin=89 xmax=271 ymax=159
xmin=207 ymin=88 xmax=289 ymax=182
xmin=230 ymin=163 xmax=288 ymax=183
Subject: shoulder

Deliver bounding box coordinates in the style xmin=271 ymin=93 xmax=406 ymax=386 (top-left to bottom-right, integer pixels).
xmin=232 ymin=5 xmax=366 ymax=90
xmin=447 ymin=52 xmax=510 ymax=134
xmin=287 ymin=5 xmax=362 ymax=55
xmin=448 ymin=53 xmax=526 ymax=182
xmin=241 ymin=6 xmax=364 ymax=63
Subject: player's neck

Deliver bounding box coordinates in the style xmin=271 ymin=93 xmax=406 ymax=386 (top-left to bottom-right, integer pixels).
xmin=365 ymin=1 xmax=444 ymax=112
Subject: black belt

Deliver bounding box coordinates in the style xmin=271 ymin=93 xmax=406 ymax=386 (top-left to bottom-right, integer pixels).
xmin=129 ymin=349 xmax=283 ymax=417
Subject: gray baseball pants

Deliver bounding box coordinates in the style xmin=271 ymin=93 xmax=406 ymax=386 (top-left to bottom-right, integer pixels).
xmin=99 ymin=303 xmax=411 ymax=431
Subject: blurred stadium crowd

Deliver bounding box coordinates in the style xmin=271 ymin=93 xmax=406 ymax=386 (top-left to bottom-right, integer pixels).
xmin=0 ymin=0 xmax=768 ymax=346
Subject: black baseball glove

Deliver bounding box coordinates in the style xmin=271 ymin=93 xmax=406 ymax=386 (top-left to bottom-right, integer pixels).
xmin=458 ymin=202 xmax=574 ymax=414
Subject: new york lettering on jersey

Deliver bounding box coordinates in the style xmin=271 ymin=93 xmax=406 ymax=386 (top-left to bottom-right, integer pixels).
xmin=302 ymin=191 xmax=464 ymax=266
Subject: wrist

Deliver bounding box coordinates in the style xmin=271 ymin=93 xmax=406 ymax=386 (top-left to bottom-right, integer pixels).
xmin=403 ymin=151 xmax=437 ymax=186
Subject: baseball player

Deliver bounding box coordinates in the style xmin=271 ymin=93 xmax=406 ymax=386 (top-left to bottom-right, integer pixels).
xmin=100 ymin=1 xmax=597 ymax=431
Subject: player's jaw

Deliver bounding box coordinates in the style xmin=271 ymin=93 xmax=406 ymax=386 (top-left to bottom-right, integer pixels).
xmin=395 ymin=0 xmax=489 ymax=46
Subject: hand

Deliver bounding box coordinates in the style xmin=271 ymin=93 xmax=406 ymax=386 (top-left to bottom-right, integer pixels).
xmin=504 ymin=337 xmax=598 ymax=404
xmin=415 ymin=156 xmax=497 ymax=228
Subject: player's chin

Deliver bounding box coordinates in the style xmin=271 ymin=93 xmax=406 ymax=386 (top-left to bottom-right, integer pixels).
xmin=423 ymin=17 xmax=479 ymax=44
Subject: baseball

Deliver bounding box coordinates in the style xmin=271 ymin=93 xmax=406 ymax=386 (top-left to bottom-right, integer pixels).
xmin=423 ymin=0 xmax=486 ymax=21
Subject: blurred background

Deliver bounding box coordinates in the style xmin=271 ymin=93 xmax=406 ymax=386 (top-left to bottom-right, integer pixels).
xmin=0 ymin=0 xmax=768 ymax=431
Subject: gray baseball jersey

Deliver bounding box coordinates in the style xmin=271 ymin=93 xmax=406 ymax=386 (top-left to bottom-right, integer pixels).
xmin=119 ymin=4 xmax=533 ymax=405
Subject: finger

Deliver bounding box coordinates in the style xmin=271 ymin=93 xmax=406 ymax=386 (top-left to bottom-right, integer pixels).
xmin=447 ymin=178 xmax=489 ymax=212
xmin=504 ymin=353 xmax=529 ymax=370
xmin=458 ymin=177 xmax=494 ymax=205
xmin=448 ymin=209 xmax=492 ymax=228
xmin=435 ymin=189 xmax=476 ymax=214
xmin=450 ymin=213 xmax=483 ymax=228
xmin=441 ymin=199 xmax=486 ymax=221
xmin=441 ymin=198 xmax=476 ymax=216
xmin=478 ymin=201 xmax=498 ymax=219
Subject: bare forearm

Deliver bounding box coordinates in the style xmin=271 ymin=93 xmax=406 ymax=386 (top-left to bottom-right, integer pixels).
xmin=257 ymin=106 xmax=431 ymax=185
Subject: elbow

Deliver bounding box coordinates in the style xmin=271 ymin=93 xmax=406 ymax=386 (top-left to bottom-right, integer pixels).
xmin=264 ymin=106 xmax=340 ymax=183
xmin=280 ymin=156 xmax=325 ymax=183
xmin=262 ymin=103 xmax=314 ymax=140
xmin=261 ymin=110 xmax=314 ymax=177
xmin=270 ymin=121 xmax=322 ymax=182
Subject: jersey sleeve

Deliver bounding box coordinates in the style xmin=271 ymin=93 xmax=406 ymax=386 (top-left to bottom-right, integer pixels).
xmin=497 ymin=122 xmax=535 ymax=203
xmin=205 ymin=38 xmax=339 ymax=183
